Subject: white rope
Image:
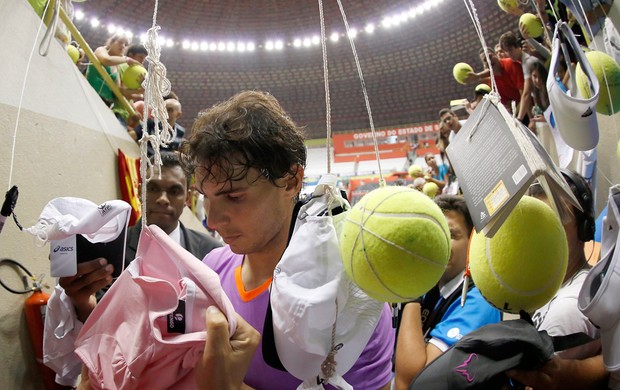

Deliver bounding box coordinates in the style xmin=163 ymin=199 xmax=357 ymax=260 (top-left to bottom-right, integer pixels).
xmin=6 ymin=1 xmax=52 ymax=191
xmin=462 ymin=0 xmax=499 ymax=96
xmin=335 ymin=0 xmax=385 ymax=186
xmin=318 ymin=0 xmax=332 ymax=174
xmin=139 ymin=0 xmax=173 ymax=229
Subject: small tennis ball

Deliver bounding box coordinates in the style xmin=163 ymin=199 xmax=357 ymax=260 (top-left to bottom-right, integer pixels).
xmin=475 ymin=83 xmax=491 ymax=94
xmin=576 ymin=50 xmax=620 ymax=115
xmin=340 ymin=186 xmax=450 ymax=302
xmin=66 ymin=45 xmax=80 ymax=64
xmin=519 ymin=13 xmax=544 ymax=38
xmin=468 ymin=196 xmax=568 ymax=314
xmin=497 ymin=0 xmax=522 ymax=15
xmin=422 ymin=182 xmax=440 ymax=198
xmin=453 ymin=63 xmax=474 ymax=85
xmin=408 ymin=164 xmax=424 ymax=178
xmin=122 ymin=64 xmax=147 ymax=90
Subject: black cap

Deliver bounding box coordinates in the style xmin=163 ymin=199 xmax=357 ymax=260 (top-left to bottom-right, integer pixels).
xmin=410 ymin=319 xmax=554 ymax=389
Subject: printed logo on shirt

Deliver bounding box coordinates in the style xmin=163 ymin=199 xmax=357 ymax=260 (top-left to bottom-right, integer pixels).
xmin=447 ymin=327 xmax=462 ymax=340
xmin=52 ymin=245 xmax=74 ymax=253
xmin=167 ymin=300 xmax=186 ymax=334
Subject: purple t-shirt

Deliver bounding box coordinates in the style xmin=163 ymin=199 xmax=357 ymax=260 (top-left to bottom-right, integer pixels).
xmin=204 ymin=246 xmax=394 ymax=390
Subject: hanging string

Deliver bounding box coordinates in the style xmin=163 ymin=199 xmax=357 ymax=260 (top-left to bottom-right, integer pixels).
xmin=334 ymin=0 xmax=385 ymax=187
xmin=139 ymin=0 xmax=173 ymax=229
xmin=6 ymin=1 xmax=52 ymax=191
xmin=317 ymin=0 xmax=332 ymax=174
xmin=463 ymin=0 xmax=499 ymax=97
xmin=529 ymin=0 xmax=553 ymax=48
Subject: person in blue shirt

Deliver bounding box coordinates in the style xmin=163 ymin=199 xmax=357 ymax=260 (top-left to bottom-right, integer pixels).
xmin=393 ymin=195 xmax=501 ymax=390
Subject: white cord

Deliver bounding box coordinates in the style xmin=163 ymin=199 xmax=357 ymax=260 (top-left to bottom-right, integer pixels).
xmin=318 ymin=0 xmax=332 ymax=175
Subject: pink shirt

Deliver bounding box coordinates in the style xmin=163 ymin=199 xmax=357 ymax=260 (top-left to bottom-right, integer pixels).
xmin=75 ymin=225 xmax=236 ymax=389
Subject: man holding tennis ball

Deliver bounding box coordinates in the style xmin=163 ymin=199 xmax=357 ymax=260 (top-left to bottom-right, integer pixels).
xmin=393 ymin=195 xmax=501 ymax=390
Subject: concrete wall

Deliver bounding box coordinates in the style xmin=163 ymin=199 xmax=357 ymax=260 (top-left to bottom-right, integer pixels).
xmin=0 ymin=1 xmax=139 ymax=389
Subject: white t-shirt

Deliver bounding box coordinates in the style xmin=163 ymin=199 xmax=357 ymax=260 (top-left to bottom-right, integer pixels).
xmin=533 ymin=268 xmax=601 ymax=359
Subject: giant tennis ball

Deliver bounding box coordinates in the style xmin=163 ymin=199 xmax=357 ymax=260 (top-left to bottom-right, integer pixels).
xmin=519 ymin=13 xmax=544 ymax=38
xmin=340 ymin=186 xmax=450 ymax=302
xmin=423 ymin=182 xmax=440 ymax=198
xmin=576 ymin=50 xmax=620 ymax=115
xmin=66 ymin=45 xmax=80 ymax=64
xmin=453 ymin=63 xmax=474 ymax=85
xmin=408 ymin=164 xmax=424 ymax=178
xmin=469 ymin=196 xmax=568 ymax=314
xmin=122 ymin=65 xmax=147 ymax=90
xmin=497 ymin=0 xmax=522 ymax=15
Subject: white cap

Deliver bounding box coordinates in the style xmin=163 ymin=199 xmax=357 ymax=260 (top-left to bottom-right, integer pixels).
xmin=579 ymin=185 xmax=620 ymax=372
xmin=23 ymin=197 xmax=131 ymax=277
xmin=265 ymin=174 xmax=384 ymax=389
xmin=547 ymin=22 xmax=599 ymax=151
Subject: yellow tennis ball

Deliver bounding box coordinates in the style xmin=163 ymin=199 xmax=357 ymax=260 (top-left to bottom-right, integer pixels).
xmin=121 ymin=64 xmax=147 ymax=90
xmin=66 ymin=45 xmax=80 ymax=64
xmin=468 ymin=196 xmax=568 ymax=314
xmin=408 ymin=164 xmax=423 ymax=177
xmin=422 ymin=182 xmax=440 ymax=198
xmin=340 ymin=186 xmax=450 ymax=302
xmin=497 ymin=0 xmax=522 ymax=15
xmin=519 ymin=13 xmax=544 ymax=38
xmin=453 ymin=62 xmax=474 ymax=85
xmin=576 ymin=50 xmax=620 ymax=115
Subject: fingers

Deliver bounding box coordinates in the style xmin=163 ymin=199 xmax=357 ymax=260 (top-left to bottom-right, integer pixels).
xmin=59 ymin=258 xmax=113 ymax=297
xmin=205 ymin=306 xmax=232 ymax=349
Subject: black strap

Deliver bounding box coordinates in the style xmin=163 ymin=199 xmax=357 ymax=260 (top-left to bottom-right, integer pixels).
xmin=552 ymin=332 xmax=596 ymax=352
xmin=423 ymin=278 xmax=475 ymax=339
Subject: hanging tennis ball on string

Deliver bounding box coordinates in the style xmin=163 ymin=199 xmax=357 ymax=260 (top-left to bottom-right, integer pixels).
xmin=340 ymin=186 xmax=450 ymax=302
xmin=453 ymin=63 xmax=474 ymax=85
xmin=576 ymin=50 xmax=620 ymax=115
xmin=122 ymin=65 xmax=148 ymax=90
xmin=468 ymin=196 xmax=568 ymax=314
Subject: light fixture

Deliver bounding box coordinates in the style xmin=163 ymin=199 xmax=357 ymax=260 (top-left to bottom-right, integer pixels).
xmin=330 ymin=32 xmax=340 ymax=42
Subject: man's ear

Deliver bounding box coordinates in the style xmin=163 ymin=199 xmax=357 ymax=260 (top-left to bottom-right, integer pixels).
xmin=284 ymin=164 xmax=304 ymax=194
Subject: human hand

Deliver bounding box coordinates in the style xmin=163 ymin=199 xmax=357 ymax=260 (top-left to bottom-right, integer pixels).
xmin=506 ymin=356 xmax=562 ymax=390
xmin=59 ymin=258 xmax=113 ymax=322
xmin=519 ymin=22 xmax=531 ymax=40
xmin=195 ymin=306 xmax=261 ymax=390
xmin=463 ymin=72 xmax=479 ymax=84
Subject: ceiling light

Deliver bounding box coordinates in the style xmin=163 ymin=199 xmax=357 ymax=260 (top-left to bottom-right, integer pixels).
xmin=125 ymin=30 xmax=133 ymax=38
xmin=311 ymin=35 xmax=320 ymax=45
xmin=247 ymin=42 xmax=255 ymax=51
xmin=273 ymin=40 xmax=283 ymax=50
xmin=226 ymin=41 xmax=235 ymax=51
xmin=191 ymin=42 xmax=199 ymax=51
xmin=107 ymin=24 xmax=116 ymax=34
xmin=265 ymin=40 xmax=274 ymax=51
xmin=293 ymin=38 xmax=302 ymax=48
xmin=200 ymin=42 xmax=208 ymax=51
xmin=381 ymin=18 xmax=392 ymax=29
xmin=237 ymin=42 xmax=246 ymax=52
xmin=75 ymin=10 xmax=84 ymax=20
xmin=209 ymin=42 xmax=217 ymax=51
xmin=182 ymin=40 xmax=190 ymax=49
xmin=347 ymin=28 xmax=358 ymax=38
xmin=140 ymin=33 xmax=147 ymax=43
xmin=364 ymin=24 xmax=375 ymax=34
xmin=90 ymin=18 xmax=100 ymax=28
xmin=217 ymin=42 xmax=226 ymax=51
xmin=302 ymin=37 xmax=311 ymax=47
xmin=330 ymin=32 xmax=340 ymax=42
xmin=166 ymin=39 xmax=174 ymax=48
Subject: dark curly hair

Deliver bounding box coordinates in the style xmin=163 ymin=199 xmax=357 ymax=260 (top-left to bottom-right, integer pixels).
xmin=179 ymin=91 xmax=306 ymax=191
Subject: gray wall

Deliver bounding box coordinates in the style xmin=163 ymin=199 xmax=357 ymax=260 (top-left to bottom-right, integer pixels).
xmin=0 ymin=1 xmax=139 ymax=389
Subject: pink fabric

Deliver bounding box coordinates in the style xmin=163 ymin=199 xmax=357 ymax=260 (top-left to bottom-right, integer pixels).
xmin=75 ymin=224 xmax=236 ymax=389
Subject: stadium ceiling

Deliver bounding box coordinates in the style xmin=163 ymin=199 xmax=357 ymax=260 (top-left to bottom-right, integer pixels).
xmin=75 ymin=0 xmax=516 ymax=139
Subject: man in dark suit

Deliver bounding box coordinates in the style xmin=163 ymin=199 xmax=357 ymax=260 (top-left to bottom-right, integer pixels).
xmin=126 ymin=152 xmax=221 ymax=265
